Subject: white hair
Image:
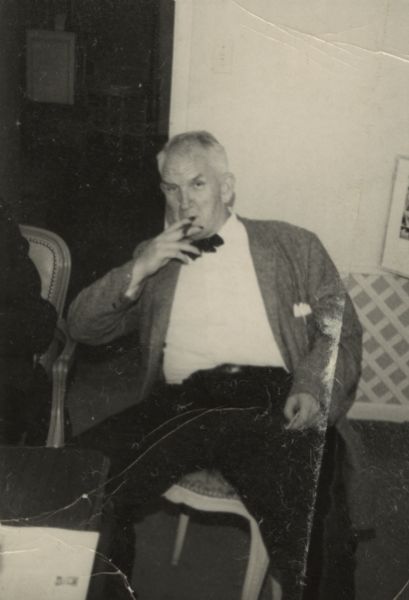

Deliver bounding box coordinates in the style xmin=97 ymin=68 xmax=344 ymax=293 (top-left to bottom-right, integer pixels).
xmin=157 ymin=131 xmax=229 ymax=176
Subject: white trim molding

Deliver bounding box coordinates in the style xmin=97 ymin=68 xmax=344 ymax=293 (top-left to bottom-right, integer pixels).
xmin=169 ymin=0 xmax=194 ymax=135
xmin=348 ymin=402 xmax=409 ymax=423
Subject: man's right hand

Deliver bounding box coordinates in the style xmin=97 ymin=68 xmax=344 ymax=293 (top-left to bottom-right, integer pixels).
xmin=125 ymin=219 xmax=202 ymax=298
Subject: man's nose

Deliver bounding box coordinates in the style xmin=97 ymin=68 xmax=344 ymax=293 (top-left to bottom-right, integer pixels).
xmin=179 ymin=188 xmax=192 ymax=211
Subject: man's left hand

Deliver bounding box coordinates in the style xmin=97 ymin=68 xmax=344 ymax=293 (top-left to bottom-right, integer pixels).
xmin=283 ymin=393 xmax=323 ymax=430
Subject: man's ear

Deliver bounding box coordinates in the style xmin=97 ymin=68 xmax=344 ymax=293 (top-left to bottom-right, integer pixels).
xmin=221 ymin=172 xmax=236 ymax=205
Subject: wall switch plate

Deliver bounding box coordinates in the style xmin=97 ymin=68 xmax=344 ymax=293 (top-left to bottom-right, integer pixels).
xmin=212 ymin=39 xmax=234 ymax=74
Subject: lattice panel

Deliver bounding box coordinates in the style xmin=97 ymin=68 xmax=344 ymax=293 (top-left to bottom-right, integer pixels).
xmin=345 ymin=273 xmax=409 ymax=406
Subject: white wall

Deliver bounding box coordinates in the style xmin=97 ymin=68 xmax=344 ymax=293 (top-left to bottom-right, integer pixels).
xmin=170 ymin=0 xmax=409 ymax=272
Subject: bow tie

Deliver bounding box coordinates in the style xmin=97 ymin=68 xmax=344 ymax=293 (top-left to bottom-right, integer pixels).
xmin=185 ymin=234 xmax=224 ymax=260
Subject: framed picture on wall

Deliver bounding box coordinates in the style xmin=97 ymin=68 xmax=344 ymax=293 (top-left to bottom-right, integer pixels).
xmin=26 ymin=30 xmax=76 ymax=105
xmin=382 ymin=155 xmax=409 ymax=278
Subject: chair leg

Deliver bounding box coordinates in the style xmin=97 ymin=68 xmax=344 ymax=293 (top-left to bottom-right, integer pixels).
xmin=241 ymin=517 xmax=270 ymax=600
xmin=172 ymin=512 xmax=190 ymax=566
xmin=271 ymin=576 xmax=282 ymax=600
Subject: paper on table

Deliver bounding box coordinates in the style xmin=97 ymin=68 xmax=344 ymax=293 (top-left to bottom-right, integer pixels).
xmin=0 ymin=525 xmax=99 ymax=600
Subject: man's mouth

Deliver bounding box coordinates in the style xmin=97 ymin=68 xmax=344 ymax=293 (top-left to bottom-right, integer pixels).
xmin=182 ymin=218 xmax=204 ymax=240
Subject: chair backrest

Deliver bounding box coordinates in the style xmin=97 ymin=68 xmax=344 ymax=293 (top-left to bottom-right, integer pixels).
xmin=19 ymin=224 xmax=71 ymax=319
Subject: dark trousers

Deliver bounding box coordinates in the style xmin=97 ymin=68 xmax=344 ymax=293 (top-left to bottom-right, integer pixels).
xmin=303 ymin=428 xmax=357 ymax=600
xmin=76 ymin=366 xmax=326 ymax=599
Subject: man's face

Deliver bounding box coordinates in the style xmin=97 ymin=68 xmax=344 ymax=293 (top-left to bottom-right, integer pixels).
xmin=160 ymin=148 xmax=233 ymax=239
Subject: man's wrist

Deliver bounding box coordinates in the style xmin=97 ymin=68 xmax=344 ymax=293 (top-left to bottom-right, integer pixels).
xmin=124 ymin=260 xmax=147 ymax=299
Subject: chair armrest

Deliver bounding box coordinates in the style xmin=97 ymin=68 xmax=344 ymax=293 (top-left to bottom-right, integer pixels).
xmin=46 ymin=320 xmax=78 ymax=448
xmin=36 ymin=319 xmax=68 ymax=377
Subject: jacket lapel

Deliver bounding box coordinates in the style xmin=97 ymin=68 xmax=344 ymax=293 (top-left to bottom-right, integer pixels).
xmin=139 ymin=259 xmax=181 ymax=397
xmin=241 ymin=218 xmax=292 ymax=369
xmin=151 ymin=258 xmax=182 ymax=336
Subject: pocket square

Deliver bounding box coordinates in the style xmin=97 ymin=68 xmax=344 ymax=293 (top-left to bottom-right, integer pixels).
xmin=293 ymin=302 xmax=312 ymax=318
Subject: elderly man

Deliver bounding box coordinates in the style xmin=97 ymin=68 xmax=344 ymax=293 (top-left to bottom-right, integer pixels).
xmin=68 ymin=131 xmax=362 ymax=598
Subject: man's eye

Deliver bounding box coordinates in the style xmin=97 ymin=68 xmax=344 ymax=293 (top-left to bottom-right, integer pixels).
xmin=162 ymin=184 xmax=177 ymax=193
xmin=194 ymin=180 xmax=205 ymax=188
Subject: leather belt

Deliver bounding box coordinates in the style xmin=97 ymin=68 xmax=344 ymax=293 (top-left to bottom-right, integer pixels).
xmin=165 ymin=364 xmax=293 ymax=410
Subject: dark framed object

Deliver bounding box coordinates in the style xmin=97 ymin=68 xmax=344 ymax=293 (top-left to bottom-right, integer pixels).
xmin=26 ymin=29 xmax=76 ymax=105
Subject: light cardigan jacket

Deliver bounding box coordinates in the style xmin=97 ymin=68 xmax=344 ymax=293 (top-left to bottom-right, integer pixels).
xmin=68 ymin=218 xmax=362 ymax=429
xmin=68 ymin=218 xmax=370 ymax=529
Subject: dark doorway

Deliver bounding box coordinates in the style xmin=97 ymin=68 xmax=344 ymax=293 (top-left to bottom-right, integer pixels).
xmin=20 ymin=0 xmax=174 ymax=301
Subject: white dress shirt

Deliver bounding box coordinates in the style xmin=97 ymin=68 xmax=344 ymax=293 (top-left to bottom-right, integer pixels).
xmin=163 ymin=214 xmax=287 ymax=384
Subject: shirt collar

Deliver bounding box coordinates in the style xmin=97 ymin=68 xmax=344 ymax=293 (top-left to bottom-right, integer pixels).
xmin=217 ymin=212 xmax=242 ymax=245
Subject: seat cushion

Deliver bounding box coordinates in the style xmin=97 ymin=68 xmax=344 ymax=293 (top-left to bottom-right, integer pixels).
xmin=176 ymin=470 xmax=239 ymax=499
